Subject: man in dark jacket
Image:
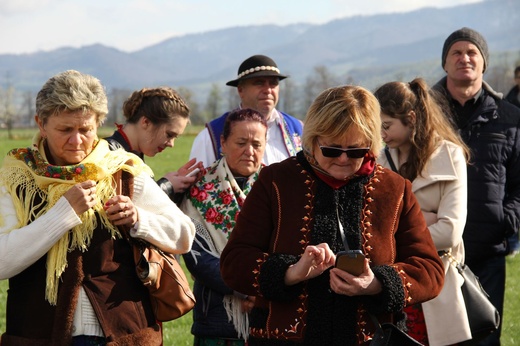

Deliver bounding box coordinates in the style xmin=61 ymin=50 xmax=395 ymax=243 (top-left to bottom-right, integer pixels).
xmin=505 ymin=66 xmax=520 ymax=257
xmin=505 ymin=65 xmax=520 ymax=108
xmin=434 ymin=27 xmax=520 ymax=346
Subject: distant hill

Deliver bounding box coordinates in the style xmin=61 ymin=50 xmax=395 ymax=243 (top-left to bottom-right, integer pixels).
xmin=0 ymin=0 xmax=519 ymax=120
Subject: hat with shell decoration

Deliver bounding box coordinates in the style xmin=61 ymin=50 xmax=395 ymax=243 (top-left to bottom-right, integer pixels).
xmin=226 ymin=54 xmax=288 ymax=87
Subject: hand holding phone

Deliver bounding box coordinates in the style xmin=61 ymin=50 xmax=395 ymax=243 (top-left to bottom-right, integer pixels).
xmin=335 ymin=250 xmax=365 ymax=276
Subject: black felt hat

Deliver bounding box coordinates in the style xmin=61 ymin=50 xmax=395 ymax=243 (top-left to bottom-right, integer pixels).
xmin=226 ymin=54 xmax=288 ymax=87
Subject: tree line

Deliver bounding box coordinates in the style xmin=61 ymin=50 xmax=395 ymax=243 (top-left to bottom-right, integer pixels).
xmin=1 ymin=60 xmax=519 ymax=139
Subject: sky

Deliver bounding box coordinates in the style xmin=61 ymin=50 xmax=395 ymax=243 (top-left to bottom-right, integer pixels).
xmin=0 ymin=0 xmax=483 ymax=55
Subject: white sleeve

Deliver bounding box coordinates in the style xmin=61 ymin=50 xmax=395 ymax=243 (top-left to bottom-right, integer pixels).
xmin=0 ymin=185 xmax=82 ymax=279
xmin=428 ymin=146 xmax=468 ymax=250
xmin=189 ymin=128 xmax=216 ymax=168
xmin=130 ymin=172 xmax=195 ymax=254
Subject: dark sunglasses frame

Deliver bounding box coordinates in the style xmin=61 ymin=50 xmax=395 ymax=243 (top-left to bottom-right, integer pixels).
xmin=318 ymin=145 xmax=370 ymax=158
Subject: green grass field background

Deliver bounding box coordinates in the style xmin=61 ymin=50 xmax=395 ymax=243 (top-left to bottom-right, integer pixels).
xmin=0 ymin=126 xmax=519 ymax=345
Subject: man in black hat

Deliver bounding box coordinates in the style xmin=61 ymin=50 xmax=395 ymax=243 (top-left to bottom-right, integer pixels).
xmin=190 ymin=54 xmax=303 ymax=167
xmin=433 ymin=27 xmax=520 ymax=346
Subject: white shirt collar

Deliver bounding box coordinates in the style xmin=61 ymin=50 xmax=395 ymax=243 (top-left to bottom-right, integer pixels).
xmin=238 ymin=104 xmax=281 ymax=124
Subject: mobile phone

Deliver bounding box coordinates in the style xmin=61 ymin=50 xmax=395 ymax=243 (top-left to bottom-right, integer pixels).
xmin=335 ymin=250 xmax=365 ymax=276
xmin=186 ymin=168 xmax=200 ymax=177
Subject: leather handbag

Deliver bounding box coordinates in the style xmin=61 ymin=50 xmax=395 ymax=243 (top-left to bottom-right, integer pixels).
xmin=370 ymin=314 xmax=423 ymax=346
xmin=114 ymin=169 xmax=196 ymax=322
xmin=131 ymin=238 xmax=196 ymax=321
xmin=456 ymin=262 xmax=500 ymax=345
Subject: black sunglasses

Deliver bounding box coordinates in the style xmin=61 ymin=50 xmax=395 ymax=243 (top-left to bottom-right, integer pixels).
xmin=318 ymin=144 xmax=370 ymax=158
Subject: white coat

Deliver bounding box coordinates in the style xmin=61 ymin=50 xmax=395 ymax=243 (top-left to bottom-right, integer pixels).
xmin=378 ymin=140 xmax=471 ymax=345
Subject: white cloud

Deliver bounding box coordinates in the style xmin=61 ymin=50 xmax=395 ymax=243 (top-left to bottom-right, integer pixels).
xmin=0 ymin=0 xmax=484 ymax=55
xmin=0 ymin=0 xmax=58 ymax=15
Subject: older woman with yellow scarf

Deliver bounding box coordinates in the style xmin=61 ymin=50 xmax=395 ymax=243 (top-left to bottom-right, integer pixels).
xmin=0 ymin=70 xmax=195 ymax=345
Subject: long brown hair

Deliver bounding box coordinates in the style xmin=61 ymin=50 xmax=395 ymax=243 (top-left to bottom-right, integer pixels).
xmin=374 ymin=78 xmax=470 ymax=181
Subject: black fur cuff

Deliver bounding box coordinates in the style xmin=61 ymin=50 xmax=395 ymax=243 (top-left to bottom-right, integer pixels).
xmin=258 ymin=253 xmax=303 ymax=301
xmin=362 ymin=264 xmax=405 ymax=314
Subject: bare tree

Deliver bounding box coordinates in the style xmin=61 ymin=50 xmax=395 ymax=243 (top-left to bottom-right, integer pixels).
xmin=279 ymin=77 xmax=301 ymax=119
xmin=107 ymin=88 xmax=132 ymax=125
xmin=22 ymin=91 xmax=34 ymax=127
xmin=393 ymin=72 xmax=405 ymax=83
xmin=204 ymin=83 xmax=223 ymax=121
xmin=301 ymin=65 xmax=340 ymax=115
xmin=0 ymin=73 xmax=17 ymax=139
xmin=484 ymin=52 xmax=516 ymax=94
xmin=344 ymin=75 xmax=356 ymax=86
xmin=177 ymin=86 xmax=203 ymax=125
xmin=227 ymin=86 xmax=240 ymax=111
xmin=302 ymin=76 xmax=317 ymax=116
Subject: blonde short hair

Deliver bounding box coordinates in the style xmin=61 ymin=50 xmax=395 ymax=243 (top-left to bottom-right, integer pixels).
xmin=36 ymin=70 xmax=108 ymax=125
xmin=302 ymin=85 xmax=382 ymax=157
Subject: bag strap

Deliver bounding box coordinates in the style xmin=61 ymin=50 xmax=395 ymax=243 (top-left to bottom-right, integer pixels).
xmin=112 ymin=168 xmax=134 ymax=237
xmin=113 ymin=169 xmax=134 ymax=199
xmin=336 ymin=205 xmax=350 ymax=251
xmin=370 ymin=313 xmax=385 ymax=335
xmin=384 ymin=147 xmax=398 ymax=173
xmin=439 ymin=249 xmax=463 ymax=270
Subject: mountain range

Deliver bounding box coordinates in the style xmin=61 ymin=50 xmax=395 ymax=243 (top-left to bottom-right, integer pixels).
xmin=0 ymin=0 xmax=519 ymax=107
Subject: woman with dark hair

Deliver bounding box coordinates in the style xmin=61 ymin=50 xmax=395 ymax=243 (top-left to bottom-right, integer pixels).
xmin=181 ymin=108 xmax=268 ymax=346
xmin=105 ymin=87 xmax=203 ymax=203
xmin=375 ymin=77 xmax=470 ymax=345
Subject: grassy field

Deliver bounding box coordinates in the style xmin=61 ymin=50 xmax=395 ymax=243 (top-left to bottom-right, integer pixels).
xmin=1 ymin=127 xmax=519 ymax=345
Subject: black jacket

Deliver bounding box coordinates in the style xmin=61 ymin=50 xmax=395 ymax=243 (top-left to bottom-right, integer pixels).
xmin=182 ymin=232 xmax=243 ymax=339
xmin=506 ymin=85 xmax=520 ymax=108
xmin=434 ymin=77 xmax=520 ymax=265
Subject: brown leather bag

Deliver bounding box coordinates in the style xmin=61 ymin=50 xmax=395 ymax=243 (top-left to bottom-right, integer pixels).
xmin=114 ymin=169 xmax=195 ymax=321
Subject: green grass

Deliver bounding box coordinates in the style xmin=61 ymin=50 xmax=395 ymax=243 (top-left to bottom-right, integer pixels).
xmin=1 ymin=127 xmax=520 ymax=345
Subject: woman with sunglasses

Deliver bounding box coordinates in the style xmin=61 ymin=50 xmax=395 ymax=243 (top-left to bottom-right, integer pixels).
xmin=220 ymin=85 xmax=444 ymax=346
xmin=375 ymin=78 xmax=471 ymax=345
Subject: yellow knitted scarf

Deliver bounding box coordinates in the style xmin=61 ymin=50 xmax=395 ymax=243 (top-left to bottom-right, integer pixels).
xmin=0 ymin=134 xmax=152 ymax=304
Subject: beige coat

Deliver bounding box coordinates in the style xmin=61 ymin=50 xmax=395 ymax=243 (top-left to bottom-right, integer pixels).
xmin=378 ymin=140 xmax=471 ymax=345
